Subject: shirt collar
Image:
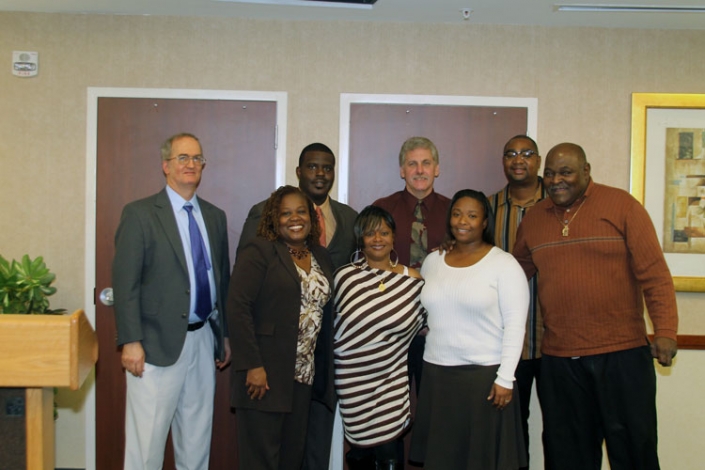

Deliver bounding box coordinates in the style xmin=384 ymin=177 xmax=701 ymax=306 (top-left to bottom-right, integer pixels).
xmin=401 ymin=188 xmax=438 ymax=210
xmin=503 ymin=177 xmax=546 ymax=207
xmin=166 ymin=185 xmax=200 ymax=213
xmin=316 ymin=195 xmax=331 ymax=211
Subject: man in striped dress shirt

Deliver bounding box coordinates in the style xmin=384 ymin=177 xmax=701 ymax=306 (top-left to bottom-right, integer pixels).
xmin=513 ymin=142 xmax=678 ymax=470
xmin=488 ymin=134 xmax=547 ymax=470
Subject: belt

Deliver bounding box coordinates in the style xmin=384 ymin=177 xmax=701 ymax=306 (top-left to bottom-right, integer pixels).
xmin=187 ymin=320 xmax=206 ymax=332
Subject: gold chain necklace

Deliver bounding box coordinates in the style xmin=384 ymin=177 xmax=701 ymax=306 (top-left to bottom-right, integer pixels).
xmin=360 ymin=260 xmax=396 ymax=292
xmin=553 ymin=198 xmax=586 ymax=237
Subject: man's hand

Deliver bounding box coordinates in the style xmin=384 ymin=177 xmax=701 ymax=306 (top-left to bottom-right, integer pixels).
xmin=122 ymin=341 xmax=146 ymax=377
xmin=216 ymin=338 xmax=232 ymax=370
xmin=246 ymin=367 xmax=270 ymax=400
xmin=651 ymin=336 xmax=678 ymax=367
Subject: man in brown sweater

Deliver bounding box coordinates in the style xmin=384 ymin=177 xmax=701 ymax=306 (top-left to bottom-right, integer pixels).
xmin=513 ymin=143 xmax=678 ymax=470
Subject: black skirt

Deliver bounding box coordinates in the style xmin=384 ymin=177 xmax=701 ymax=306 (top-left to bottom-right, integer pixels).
xmin=409 ymin=362 xmax=527 ymax=470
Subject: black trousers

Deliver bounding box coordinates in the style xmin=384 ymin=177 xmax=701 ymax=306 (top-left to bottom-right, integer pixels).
xmin=514 ymin=357 xmax=543 ymax=470
xmin=236 ymin=381 xmax=313 ymax=470
xmin=540 ymin=346 xmax=660 ymax=470
xmin=301 ymin=400 xmax=335 ymax=470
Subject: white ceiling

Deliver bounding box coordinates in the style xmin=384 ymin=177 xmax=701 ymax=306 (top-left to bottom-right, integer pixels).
xmin=1 ymin=0 xmax=704 ymax=30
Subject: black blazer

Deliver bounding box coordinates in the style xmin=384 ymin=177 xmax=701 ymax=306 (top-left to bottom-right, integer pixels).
xmin=228 ymin=238 xmax=335 ymax=413
xmin=112 ymin=188 xmax=230 ymax=366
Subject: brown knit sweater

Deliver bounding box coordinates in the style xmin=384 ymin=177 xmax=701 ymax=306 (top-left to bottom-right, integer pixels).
xmin=513 ymin=180 xmax=678 ymax=357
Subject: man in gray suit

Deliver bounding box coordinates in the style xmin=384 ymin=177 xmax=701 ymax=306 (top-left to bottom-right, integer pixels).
xmin=113 ymin=133 xmax=231 ymax=470
xmin=237 ymin=142 xmax=357 ymax=470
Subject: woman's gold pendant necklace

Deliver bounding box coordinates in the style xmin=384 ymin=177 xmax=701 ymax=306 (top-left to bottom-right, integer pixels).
xmin=364 ymin=260 xmax=395 ymax=292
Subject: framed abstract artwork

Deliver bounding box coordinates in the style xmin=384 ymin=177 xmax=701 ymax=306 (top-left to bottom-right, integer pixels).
xmin=631 ymin=92 xmax=705 ymax=292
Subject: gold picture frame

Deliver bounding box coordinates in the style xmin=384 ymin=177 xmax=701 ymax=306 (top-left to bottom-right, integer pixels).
xmin=631 ymin=92 xmax=705 ymax=292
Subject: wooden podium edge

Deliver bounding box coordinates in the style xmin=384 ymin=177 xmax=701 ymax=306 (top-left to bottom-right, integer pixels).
xmin=0 ymin=309 xmax=98 ymax=469
xmin=70 ymin=309 xmax=100 ymax=390
xmin=0 ymin=309 xmax=98 ymax=389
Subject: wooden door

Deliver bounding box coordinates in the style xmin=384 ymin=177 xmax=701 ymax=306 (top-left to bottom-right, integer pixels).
xmin=347 ymin=103 xmax=528 ymax=210
xmin=95 ymin=97 xmax=277 ymax=469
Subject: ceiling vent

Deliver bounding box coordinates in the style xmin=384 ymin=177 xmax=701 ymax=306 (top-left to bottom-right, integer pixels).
xmin=214 ymin=0 xmax=377 ymax=7
xmin=306 ymin=0 xmax=377 ymax=3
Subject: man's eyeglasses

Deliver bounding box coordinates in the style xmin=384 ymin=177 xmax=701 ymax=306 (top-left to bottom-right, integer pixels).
xmin=503 ymin=150 xmax=537 ymax=160
xmin=167 ymin=154 xmax=207 ymax=166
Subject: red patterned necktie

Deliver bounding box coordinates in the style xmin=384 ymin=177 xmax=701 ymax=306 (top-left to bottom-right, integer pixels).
xmin=316 ymin=206 xmax=327 ymax=247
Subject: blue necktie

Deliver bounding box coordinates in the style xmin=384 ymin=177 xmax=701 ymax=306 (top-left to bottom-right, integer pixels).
xmin=184 ymin=204 xmax=212 ymax=321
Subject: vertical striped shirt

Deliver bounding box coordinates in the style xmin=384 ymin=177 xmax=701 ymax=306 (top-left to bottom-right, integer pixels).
xmin=488 ymin=179 xmax=546 ymax=359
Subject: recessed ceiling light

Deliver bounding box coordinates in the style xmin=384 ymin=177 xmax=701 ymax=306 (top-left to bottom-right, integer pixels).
xmin=554 ymin=4 xmax=705 ymax=13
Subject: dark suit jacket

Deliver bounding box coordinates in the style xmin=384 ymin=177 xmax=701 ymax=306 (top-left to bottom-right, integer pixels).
xmin=237 ymin=198 xmax=358 ymax=270
xmin=112 ymin=188 xmax=230 ymax=366
xmin=228 ymin=238 xmax=335 ymax=413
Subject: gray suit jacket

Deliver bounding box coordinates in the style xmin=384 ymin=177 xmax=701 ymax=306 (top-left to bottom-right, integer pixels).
xmin=237 ymin=197 xmax=358 ymax=270
xmin=112 ymin=188 xmax=230 ymax=366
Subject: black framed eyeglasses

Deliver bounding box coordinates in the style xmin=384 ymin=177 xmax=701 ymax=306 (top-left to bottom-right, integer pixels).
xmin=503 ymin=150 xmax=537 ymax=160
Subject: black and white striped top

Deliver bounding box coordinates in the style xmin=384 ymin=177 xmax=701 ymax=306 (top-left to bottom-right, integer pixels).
xmin=333 ymin=263 xmax=426 ymax=447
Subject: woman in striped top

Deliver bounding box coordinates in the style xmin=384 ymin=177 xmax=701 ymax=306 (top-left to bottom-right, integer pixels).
xmin=333 ymin=205 xmax=426 ymax=470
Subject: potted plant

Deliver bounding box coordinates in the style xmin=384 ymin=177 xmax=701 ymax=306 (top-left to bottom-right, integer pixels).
xmin=0 ymin=254 xmax=64 ymax=314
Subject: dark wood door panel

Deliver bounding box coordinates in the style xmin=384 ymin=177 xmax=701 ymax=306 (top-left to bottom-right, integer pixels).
xmin=95 ymin=97 xmax=277 ymax=470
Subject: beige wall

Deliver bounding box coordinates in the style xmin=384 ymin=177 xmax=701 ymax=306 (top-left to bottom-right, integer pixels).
xmin=1 ymin=12 xmax=704 ymax=468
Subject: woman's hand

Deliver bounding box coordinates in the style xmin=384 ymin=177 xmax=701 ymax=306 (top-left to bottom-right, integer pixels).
xmin=487 ymin=383 xmax=513 ymax=410
xmin=246 ymin=367 xmax=270 ymax=400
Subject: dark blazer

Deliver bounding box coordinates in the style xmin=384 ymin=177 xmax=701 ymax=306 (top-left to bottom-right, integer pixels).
xmin=228 ymin=238 xmax=335 ymax=413
xmin=112 ymin=188 xmax=230 ymax=366
xmin=237 ymin=198 xmax=358 ymax=270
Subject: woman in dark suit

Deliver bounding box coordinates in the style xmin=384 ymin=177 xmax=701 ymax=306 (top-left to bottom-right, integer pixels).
xmin=227 ymin=185 xmax=335 ymax=470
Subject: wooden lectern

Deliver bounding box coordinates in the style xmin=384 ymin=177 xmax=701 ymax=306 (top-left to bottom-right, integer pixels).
xmin=0 ymin=309 xmax=99 ymax=470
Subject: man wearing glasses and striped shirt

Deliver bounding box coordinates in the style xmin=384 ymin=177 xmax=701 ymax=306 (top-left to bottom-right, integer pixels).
xmin=488 ymin=134 xmax=546 ymax=470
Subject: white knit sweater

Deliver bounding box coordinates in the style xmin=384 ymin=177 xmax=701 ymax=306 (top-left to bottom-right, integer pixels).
xmin=420 ymin=247 xmax=529 ymax=389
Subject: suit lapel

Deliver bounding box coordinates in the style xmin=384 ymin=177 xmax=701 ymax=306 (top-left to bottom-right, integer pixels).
xmin=199 ymin=198 xmax=222 ymax=289
xmin=274 ymin=241 xmax=301 ymax=284
xmin=154 ymin=189 xmax=189 ymax=275
xmin=328 ymin=200 xmax=342 ymax=247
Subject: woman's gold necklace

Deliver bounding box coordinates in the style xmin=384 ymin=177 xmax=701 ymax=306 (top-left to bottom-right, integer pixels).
xmin=363 ymin=259 xmax=395 ymax=292
xmin=554 ymin=199 xmax=586 ymax=237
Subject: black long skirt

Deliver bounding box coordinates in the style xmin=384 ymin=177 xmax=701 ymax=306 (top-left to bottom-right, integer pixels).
xmin=409 ymin=362 xmax=527 ymax=470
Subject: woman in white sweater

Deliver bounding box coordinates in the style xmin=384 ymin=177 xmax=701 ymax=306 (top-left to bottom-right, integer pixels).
xmin=409 ymin=189 xmax=529 ymax=470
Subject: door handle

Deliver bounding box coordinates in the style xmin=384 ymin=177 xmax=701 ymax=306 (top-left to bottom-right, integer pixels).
xmin=99 ymin=287 xmax=114 ymax=306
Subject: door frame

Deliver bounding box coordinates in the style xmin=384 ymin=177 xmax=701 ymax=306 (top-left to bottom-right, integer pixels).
xmin=82 ymin=87 xmax=288 ymax=470
xmin=337 ymin=93 xmax=538 ymax=204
